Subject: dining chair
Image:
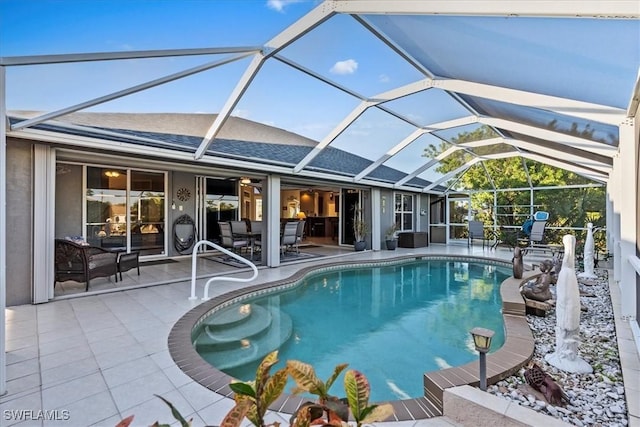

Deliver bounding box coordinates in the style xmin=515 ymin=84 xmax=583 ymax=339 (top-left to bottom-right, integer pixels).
xmin=230 ymin=220 xmax=248 ymax=234
xmin=219 ymin=221 xmax=249 ymax=254
xmin=295 ymin=220 xmax=306 ymax=253
xmin=280 ymin=221 xmax=299 ymax=256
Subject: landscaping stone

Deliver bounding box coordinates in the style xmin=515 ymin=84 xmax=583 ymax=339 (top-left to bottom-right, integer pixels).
xmin=488 ymin=269 xmax=629 ymax=426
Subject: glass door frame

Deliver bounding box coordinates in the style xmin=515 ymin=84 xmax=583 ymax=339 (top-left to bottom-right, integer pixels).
xmin=83 ymin=165 xmax=168 ymax=257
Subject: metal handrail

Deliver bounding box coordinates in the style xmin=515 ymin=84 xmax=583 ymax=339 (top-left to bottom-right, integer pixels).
xmin=189 ymin=240 xmax=258 ymax=301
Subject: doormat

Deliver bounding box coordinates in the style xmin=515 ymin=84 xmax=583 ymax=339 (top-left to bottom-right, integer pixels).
xmin=204 ymin=255 xmax=263 ymax=268
xmin=140 ymin=259 xmax=179 ymax=267
xmin=205 ymin=251 xmax=320 ymax=267
xmin=280 ymin=251 xmax=322 ymax=262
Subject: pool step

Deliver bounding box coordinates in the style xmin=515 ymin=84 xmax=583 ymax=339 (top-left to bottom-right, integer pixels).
xmin=203 ymin=303 xmax=253 ymax=328
xmin=198 ymin=304 xmax=272 ymax=345
xmin=196 ymin=304 xmax=293 ymax=370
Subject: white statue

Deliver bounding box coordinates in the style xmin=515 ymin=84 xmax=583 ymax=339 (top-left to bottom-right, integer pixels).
xmin=577 ymin=222 xmax=598 ymax=279
xmin=545 ymin=235 xmax=592 ymax=373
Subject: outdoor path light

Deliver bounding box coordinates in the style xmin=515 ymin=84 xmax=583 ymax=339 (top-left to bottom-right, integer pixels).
xmin=470 ymin=327 xmax=495 ymax=391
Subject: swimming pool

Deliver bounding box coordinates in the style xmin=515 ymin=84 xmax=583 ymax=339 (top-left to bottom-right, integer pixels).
xmin=192 ymin=258 xmax=510 ymax=402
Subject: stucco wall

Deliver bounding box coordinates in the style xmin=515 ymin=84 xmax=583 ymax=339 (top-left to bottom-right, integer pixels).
xmin=55 ymin=163 xmax=83 ymax=238
xmin=418 ymin=193 xmax=430 ymax=233
xmin=6 ymin=139 xmax=33 ymax=306
xmin=169 ymin=172 xmax=195 ymax=256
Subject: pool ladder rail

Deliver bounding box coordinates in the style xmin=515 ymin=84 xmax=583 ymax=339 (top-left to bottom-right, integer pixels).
xmin=190 ymin=239 xmax=259 ymax=301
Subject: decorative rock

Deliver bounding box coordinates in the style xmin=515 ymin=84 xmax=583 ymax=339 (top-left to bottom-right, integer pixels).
xmin=488 ymin=268 xmax=628 ymax=426
xmin=610 ymin=405 xmax=625 ymax=414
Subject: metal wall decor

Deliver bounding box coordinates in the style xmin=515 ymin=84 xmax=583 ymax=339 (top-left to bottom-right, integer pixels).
xmin=176 ymin=187 xmax=191 ymax=201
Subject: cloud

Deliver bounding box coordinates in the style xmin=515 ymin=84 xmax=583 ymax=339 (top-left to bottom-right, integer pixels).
xmin=330 ymin=59 xmax=358 ymax=75
xmin=378 ymin=73 xmax=390 ymax=83
xmin=267 ymin=0 xmax=303 ymax=12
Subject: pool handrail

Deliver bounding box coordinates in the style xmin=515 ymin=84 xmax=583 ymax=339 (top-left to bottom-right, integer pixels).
xmin=190 ymin=239 xmax=258 ymax=301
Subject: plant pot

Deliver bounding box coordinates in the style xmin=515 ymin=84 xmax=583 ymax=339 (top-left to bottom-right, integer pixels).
xmin=385 ymin=239 xmax=397 ymax=250
xmin=354 ymin=240 xmax=366 ymax=251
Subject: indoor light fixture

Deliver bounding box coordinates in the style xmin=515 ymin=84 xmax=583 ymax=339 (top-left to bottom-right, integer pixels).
xmin=105 ymin=170 xmax=120 ymax=178
xmin=240 ymin=177 xmax=251 ymax=185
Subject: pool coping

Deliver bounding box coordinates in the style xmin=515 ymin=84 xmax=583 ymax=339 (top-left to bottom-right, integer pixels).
xmin=167 ymin=255 xmax=537 ymax=422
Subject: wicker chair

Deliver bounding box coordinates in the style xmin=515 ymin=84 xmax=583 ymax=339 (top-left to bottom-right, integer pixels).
xmin=54 ymin=239 xmax=118 ymax=291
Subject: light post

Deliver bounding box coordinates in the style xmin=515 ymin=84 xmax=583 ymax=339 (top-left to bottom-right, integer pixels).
xmin=470 ymin=327 xmax=495 ymax=391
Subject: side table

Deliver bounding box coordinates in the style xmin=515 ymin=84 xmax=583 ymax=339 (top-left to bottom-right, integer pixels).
xmin=117 ymin=251 xmax=140 ymax=281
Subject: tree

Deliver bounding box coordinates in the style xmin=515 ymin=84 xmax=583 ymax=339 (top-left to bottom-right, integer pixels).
xmin=423 ymin=125 xmax=606 ymax=245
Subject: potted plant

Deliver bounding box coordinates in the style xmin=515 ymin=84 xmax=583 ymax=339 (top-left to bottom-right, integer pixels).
xmin=352 ymin=205 xmax=369 ymax=251
xmin=385 ymin=223 xmax=399 ymax=250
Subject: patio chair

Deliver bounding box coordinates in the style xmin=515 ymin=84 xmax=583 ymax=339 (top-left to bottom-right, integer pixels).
xmin=219 ymin=221 xmax=249 ymax=254
xmin=523 ymin=219 xmax=547 ymax=246
xmin=251 ymin=221 xmax=262 ymax=252
xmin=281 ymin=221 xmax=299 ymax=256
xmin=516 ymin=214 xmax=562 ymax=256
xmin=230 ymin=220 xmax=248 ymax=234
xmin=54 ymin=238 xmax=118 ymax=291
xmin=295 ymin=220 xmax=306 ymax=251
xmin=468 ymin=220 xmax=487 ymax=248
xmin=250 ymin=221 xmax=262 ymax=234
xmin=497 ymin=211 xmax=550 ymax=249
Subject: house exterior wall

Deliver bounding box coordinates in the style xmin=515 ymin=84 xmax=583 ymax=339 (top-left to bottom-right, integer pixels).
xmin=55 ymin=163 xmax=83 ymax=238
xmin=169 ymin=171 xmax=196 ymax=256
xmin=417 ymin=194 xmax=430 ymax=233
xmin=6 ymin=138 xmax=33 ymax=306
xmin=379 ymin=189 xmax=394 ymax=249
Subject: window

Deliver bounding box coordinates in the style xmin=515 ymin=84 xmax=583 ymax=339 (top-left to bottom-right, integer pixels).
xmin=86 ymin=167 xmax=128 ymax=250
xmin=394 ymin=193 xmax=414 ymax=231
xmin=85 ymin=166 xmax=166 ymax=256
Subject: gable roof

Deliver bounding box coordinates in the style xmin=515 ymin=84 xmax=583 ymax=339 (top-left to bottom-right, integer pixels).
xmin=8 ymin=112 xmax=434 ymax=190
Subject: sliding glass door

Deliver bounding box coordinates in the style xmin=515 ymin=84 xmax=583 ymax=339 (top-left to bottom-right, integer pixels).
xmin=129 ymin=171 xmax=166 ymax=255
xmin=85 ymin=166 xmax=166 ymax=256
xmin=196 ymin=176 xmax=239 ymax=246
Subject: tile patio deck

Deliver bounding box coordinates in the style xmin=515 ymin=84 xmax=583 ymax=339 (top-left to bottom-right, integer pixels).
xmin=2 ymin=243 xmax=638 ymax=427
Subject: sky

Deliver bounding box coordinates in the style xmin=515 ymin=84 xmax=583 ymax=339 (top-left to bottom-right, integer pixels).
xmin=0 ymin=0 xmax=447 ymax=169
xmin=1 ymin=0 xmax=638 ymax=181
xmin=0 ymin=0 xmax=421 ymax=143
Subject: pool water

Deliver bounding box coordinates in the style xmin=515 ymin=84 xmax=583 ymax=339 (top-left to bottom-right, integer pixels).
xmin=193 ymin=259 xmax=509 ymax=402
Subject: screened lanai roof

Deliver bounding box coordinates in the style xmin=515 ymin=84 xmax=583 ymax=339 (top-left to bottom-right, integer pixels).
xmin=2 ymin=0 xmax=639 ymax=193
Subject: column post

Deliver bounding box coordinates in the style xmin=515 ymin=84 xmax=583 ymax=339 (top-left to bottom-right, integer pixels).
xmin=265 ymin=175 xmax=281 ymax=267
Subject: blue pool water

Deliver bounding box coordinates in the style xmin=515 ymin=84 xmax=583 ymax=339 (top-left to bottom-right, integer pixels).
xmin=193 ymin=259 xmax=509 ymax=402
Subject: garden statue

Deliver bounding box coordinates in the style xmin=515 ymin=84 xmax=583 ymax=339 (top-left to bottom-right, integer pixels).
xmin=512 ymin=246 xmax=523 ymax=279
xmin=520 ymin=259 xmax=553 ymax=302
xmin=545 ymin=235 xmax=592 ymax=373
xmin=524 ymin=363 xmax=571 ymax=406
xmin=550 ymin=255 xmax=562 ymax=284
xmin=578 ymin=222 xmax=598 ymax=280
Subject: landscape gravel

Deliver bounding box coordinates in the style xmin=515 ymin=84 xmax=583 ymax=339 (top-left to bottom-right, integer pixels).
xmin=487 ymin=268 xmax=630 ymax=426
